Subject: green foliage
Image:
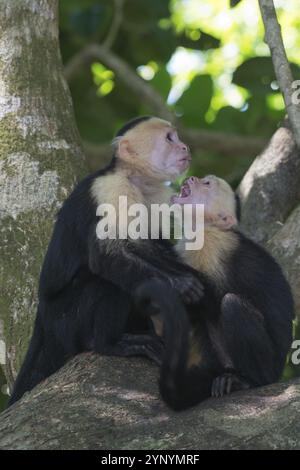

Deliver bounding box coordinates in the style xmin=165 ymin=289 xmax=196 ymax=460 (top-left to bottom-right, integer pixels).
xmin=59 ymin=0 xmax=224 ymax=145
xmin=150 ymin=67 xmax=172 ymax=100
xmin=59 ymin=0 xmax=291 ymax=169
xmin=176 ymin=30 xmax=220 ymax=50
xmin=176 ymin=75 xmax=213 ymax=127
xmin=230 ymin=0 xmax=243 ymax=7
xmin=233 ymin=57 xmax=300 ymax=95
xmin=123 ymin=0 xmax=170 ymax=27
xmin=58 ymin=0 xmax=300 ymax=172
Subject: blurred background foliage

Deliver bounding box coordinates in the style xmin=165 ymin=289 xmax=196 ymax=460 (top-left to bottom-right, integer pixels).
xmin=59 ymin=0 xmax=300 ymax=186
xmin=2 ymin=0 xmax=300 ymax=409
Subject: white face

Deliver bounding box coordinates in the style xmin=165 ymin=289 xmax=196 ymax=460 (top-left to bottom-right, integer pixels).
xmin=172 ymin=175 xmax=237 ymax=229
xmin=148 ymin=126 xmax=191 ymax=179
xmin=118 ymin=118 xmax=191 ymax=180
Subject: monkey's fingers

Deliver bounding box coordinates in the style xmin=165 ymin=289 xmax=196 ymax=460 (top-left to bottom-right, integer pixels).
xmin=175 ymin=275 xmax=204 ymax=304
xmin=211 ymin=372 xmax=250 ymax=398
xmin=211 ymin=376 xmax=226 ymax=398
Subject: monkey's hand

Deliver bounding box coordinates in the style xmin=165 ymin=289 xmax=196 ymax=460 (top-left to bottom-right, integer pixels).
xmin=211 ymin=371 xmax=250 ymax=398
xmin=171 ymin=273 xmax=204 ymax=304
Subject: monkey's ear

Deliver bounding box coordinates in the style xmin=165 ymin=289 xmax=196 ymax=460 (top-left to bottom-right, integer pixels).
xmin=215 ymin=212 xmax=237 ymax=230
xmin=118 ymin=139 xmax=136 ymax=161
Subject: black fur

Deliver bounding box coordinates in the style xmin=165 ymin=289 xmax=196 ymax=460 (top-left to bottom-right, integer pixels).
xmin=136 ymin=231 xmax=294 ymax=411
xmin=234 ymin=193 xmax=241 ymax=221
xmin=9 ymin=118 xmax=202 ymax=406
xmin=116 ymin=116 xmax=152 ymax=137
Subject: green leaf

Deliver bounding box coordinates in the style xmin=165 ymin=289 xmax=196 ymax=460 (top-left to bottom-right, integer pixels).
xmin=230 ymin=0 xmax=243 ymax=7
xmin=116 ymin=26 xmax=176 ymax=66
xmin=176 ymin=75 xmax=213 ymax=127
xmin=212 ymin=106 xmax=247 ymax=134
xmin=232 ymin=57 xmax=300 ymax=94
xmin=177 ymin=30 xmax=220 ymax=51
xmin=150 ymin=67 xmax=172 ymax=100
xmin=212 ymin=96 xmax=283 ymax=137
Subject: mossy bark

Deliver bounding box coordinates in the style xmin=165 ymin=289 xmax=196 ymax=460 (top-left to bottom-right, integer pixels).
xmin=0 ymin=0 xmax=87 ymax=389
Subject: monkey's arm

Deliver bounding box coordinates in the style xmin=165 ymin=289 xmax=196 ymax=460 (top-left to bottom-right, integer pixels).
xmin=88 ymin=234 xmax=204 ymax=303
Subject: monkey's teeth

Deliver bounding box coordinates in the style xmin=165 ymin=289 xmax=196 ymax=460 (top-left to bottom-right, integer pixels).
xmin=180 ymin=184 xmax=191 ymax=198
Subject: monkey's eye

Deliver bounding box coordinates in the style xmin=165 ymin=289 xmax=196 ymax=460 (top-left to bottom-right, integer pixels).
xmin=166 ymin=132 xmax=174 ymax=143
xmin=202 ymin=180 xmax=211 ymax=186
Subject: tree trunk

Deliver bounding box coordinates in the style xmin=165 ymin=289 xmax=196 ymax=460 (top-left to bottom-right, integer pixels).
xmin=0 ymin=354 xmax=299 ymax=450
xmin=0 ymin=0 xmax=87 ymax=390
xmin=238 ymin=121 xmax=300 ymax=316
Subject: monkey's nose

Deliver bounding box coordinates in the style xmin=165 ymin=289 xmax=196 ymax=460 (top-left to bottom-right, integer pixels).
xmin=181 ymin=143 xmax=190 ymax=153
xmin=187 ymin=176 xmax=196 ymax=184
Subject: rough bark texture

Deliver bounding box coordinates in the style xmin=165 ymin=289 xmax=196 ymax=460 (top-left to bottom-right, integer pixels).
xmin=0 ymin=353 xmax=299 ymax=450
xmin=238 ymin=122 xmax=300 ymax=315
xmin=259 ymin=0 xmax=300 ymax=149
xmin=238 ymin=124 xmax=300 ymax=244
xmin=268 ymin=207 xmax=300 ymax=314
xmin=0 ymin=0 xmax=87 ymax=389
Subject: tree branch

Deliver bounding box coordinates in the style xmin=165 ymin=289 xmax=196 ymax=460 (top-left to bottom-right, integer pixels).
xmin=64 ymin=43 xmax=174 ymax=121
xmin=238 ymin=120 xmax=300 ymax=315
xmin=1 ymin=353 xmax=300 ymax=449
xmin=65 ymin=45 xmax=267 ymax=158
xmin=258 ymin=0 xmax=300 ymax=149
xmin=238 ymin=122 xmax=300 ymax=244
xmin=182 ymin=128 xmax=266 ymax=157
xmin=83 ymin=129 xmax=266 ymax=165
xmin=103 ymin=0 xmax=125 ymax=50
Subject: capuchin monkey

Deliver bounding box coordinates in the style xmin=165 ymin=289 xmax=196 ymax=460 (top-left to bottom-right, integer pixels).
xmin=9 ymin=116 xmax=204 ymax=406
xmin=136 ymin=175 xmax=294 ymax=411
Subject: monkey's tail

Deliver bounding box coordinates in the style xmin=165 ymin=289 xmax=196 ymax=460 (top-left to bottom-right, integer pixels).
xmin=8 ymin=314 xmax=49 ymax=406
xmin=135 ymin=280 xmax=214 ymax=411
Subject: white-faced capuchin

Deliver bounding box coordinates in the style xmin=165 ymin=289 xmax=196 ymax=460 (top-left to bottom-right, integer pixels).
xmin=135 ymin=175 xmax=294 ymax=411
xmin=9 ymin=116 xmax=204 ymax=406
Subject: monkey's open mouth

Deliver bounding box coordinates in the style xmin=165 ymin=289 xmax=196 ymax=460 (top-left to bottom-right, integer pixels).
xmin=179 ymin=181 xmax=191 ymax=198
xmin=171 ymin=179 xmax=192 ymax=204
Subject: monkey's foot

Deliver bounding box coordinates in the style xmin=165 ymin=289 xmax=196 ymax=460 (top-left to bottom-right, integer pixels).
xmin=112 ymin=333 xmax=165 ymax=366
xmin=211 ymin=372 xmax=250 ymax=398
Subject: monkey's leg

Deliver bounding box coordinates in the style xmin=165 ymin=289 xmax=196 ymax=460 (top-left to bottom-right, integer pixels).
xmin=91 ymin=281 xmax=164 ymax=365
xmin=211 ymin=293 xmax=276 ymax=397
